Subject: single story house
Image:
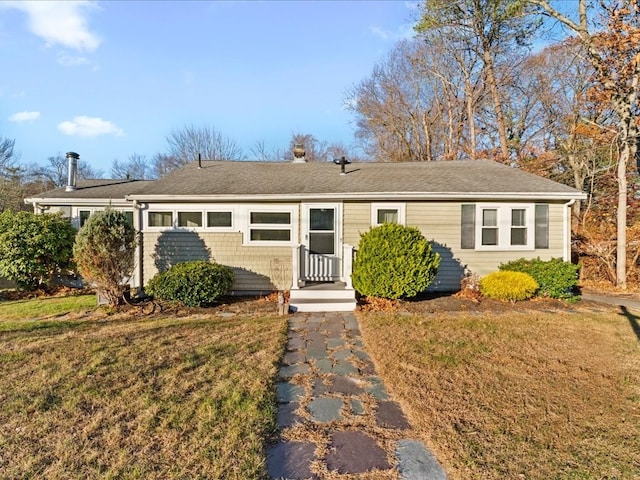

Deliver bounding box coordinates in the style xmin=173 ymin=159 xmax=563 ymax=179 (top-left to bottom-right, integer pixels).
xmin=25 ymin=152 xmax=586 ymax=311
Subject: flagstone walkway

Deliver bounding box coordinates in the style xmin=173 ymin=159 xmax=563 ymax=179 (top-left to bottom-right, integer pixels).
xmin=266 ymin=312 xmax=447 ymax=480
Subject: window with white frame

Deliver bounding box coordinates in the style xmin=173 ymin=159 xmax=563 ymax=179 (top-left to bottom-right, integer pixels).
xmin=148 ymin=211 xmax=173 ymax=227
xmin=177 ymin=211 xmax=202 ymax=228
xmin=207 ymin=211 xmax=233 ymax=228
xmin=75 ymin=208 xmax=133 ymax=229
xmin=460 ymin=203 xmax=539 ymax=250
xmin=371 ymin=203 xmax=405 ymax=226
xmin=246 ymin=209 xmax=295 ymax=244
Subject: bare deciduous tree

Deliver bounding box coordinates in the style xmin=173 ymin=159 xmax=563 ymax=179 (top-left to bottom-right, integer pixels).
xmin=528 ymin=0 xmax=640 ymax=288
xmin=166 ymin=124 xmax=244 ymax=164
xmin=111 ymin=153 xmax=154 ymax=180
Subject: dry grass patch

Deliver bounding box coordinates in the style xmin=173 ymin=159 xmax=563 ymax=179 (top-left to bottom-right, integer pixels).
xmin=0 ymin=311 xmax=287 ymax=479
xmin=358 ymin=307 xmax=640 ymax=479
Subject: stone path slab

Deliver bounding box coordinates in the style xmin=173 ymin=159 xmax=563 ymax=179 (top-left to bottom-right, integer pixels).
xmin=267 ymin=311 xmax=447 ymax=480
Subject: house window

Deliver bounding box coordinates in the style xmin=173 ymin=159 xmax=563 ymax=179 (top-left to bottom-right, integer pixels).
xmin=177 ymin=211 xmax=202 ymax=228
xmin=481 ymin=208 xmax=498 ymax=246
xmin=149 ymin=211 xmax=173 ymax=227
xmin=247 ymin=210 xmax=294 ymax=244
xmin=510 ymin=209 xmax=527 ymax=246
xmin=461 ymin=204 xmax=544 ymax=250
xmin=207 ymin=211 xmax=232 ymax=228
xmin=371 ymin=203 xmax=405 ymax=226
xmin=79 ymin=210 xmax=91 ymax=228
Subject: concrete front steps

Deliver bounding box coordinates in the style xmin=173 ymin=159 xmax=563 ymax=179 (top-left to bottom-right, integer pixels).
xmin=289 ymin=282 xmax=357 ymax=312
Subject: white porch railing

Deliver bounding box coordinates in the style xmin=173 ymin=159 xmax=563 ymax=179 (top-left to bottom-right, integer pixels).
xmin=292 ymin=244 xmax=355 ymax=289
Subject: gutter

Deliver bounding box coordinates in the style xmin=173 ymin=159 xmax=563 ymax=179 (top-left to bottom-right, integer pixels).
xmin=126 ymin=191 xmax=588 ymax=203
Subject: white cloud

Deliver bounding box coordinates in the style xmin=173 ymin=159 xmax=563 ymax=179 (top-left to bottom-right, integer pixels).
xmin=58 ymin=116 xmax=125 ymax=137
xmin=369 ymin=23 xmax=416 ymax=42
xmin=57 ymin=53 xmax=90 ymax=67
xmin=8 ymin=111 xmax=41 ymax=122
xmin=2 ymin=0 xmax=100 ymax=52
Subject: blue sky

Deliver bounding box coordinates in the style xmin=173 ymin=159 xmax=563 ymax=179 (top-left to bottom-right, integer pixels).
xmin=0 ymin=0 xmax=417 ymax=173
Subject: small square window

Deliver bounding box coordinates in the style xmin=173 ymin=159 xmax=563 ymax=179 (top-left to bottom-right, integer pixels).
xmin=377 ymin=209 xmax=399 ymax=224
xmin=207 ymin=211 xmax=232 ymax=228
xmin=177 ymin=211 xmax=202 ymax=228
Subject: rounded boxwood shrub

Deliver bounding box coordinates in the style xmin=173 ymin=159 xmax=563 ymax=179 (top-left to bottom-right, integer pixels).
xmin=480 ymin=271 xmax=539 ymax=302
xmin=499 ymin=257 xmax=580 ymax=300
xmin=146 ymin=260 xmax=234 ymax=307
xmin=352 ymin=223 xmax=440 ymax=299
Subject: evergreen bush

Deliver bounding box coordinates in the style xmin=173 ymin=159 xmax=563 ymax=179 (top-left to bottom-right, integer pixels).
xmin=73 ymin=208 xmax=136 ymax=307
xmin=499 ymin=257 xmax=580 ymax=300
xmin=352 ymin=223 xmax=440 ymax=299
xmin=146 ymin=260 xmax=234 ymax=307
xmin=479 ymin=271 xmax=539 ymax=302
xmin=0 ymin=211 xmax=75 ymax=290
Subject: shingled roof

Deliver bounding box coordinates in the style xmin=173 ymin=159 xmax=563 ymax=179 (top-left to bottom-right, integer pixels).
xmin=25 ymin=179 xmax=153 ymax=203
xmin=127 ymin=160 xmax=584 ymax=201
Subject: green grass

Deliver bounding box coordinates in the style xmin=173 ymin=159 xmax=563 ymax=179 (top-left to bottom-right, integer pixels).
xmin=0 ymin=306 xmax=288 ymax=479
xmin=0 ymin=294 xmax=96 ymax=321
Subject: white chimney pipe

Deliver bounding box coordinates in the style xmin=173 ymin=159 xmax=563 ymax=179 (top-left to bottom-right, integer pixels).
xmin=65 ymin=152 xmax=79 ymax=192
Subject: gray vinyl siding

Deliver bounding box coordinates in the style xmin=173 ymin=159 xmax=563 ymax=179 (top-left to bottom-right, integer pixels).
xmin=406 ymin=202 xmax=566 ymax=291
xmin=142 ymin=231 xmax=291 ymax=293
xmin=343 ymin=202 xmax=372 ymax=247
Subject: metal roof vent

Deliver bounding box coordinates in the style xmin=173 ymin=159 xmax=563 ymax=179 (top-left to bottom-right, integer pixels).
xmin=334 ymin=156 xmax=350 ymax=175
xmin=65 ymin=152 xmax=79 ymax=191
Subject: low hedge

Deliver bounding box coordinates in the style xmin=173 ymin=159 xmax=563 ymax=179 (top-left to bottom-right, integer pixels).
xmin=146 ymin=261 xmax=234 ymax=307
xmin=499 ymin=257 xmax=580 ymax=300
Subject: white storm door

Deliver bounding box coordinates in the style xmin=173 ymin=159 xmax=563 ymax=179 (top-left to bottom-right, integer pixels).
xmin=302 ymin=203 xmax=341 ymax=282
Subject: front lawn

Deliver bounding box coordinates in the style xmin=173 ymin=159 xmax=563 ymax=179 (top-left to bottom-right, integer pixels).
xmin=0 ymin=309 xmax=287 ymax=479
xmin=358 ymin=307 xmax=640 ymax=479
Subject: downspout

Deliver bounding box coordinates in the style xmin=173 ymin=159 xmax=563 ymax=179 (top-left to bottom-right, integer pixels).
xmin=563 ymin=199 xmax=576 ymax=262
xmin=133 ymin=200 xmax=145 ymax=292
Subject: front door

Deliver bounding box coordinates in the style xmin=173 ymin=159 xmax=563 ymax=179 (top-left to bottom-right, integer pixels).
xmin=302 ymin=203 xmax=341 ymax=282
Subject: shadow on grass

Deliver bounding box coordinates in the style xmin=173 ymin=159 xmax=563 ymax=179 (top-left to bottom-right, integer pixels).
xmin=619 ymin=306 xmax=640 ymax=342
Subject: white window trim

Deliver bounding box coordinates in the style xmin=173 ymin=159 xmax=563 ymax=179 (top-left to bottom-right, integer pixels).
xmin=371 ymin=202 xmax=406 ymax=226
xmin=144 ymin=206 xmax=237 ymax=232
xmin=475 ymin=203 xmax=534 ymax=251
xmin=73 ymin=207 xmax=133 ymax=229
xmin=243 ymin=206 xmax=298 ymax=246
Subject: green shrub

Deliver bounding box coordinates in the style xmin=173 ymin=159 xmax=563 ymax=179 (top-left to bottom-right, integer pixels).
xmin=352 ymin=223 xmax=440 ymax=299
xmin=73 ymin=208 xmax=136 ymax=307
xmin=499 ymin=257 xmax=580 ymax=300
xmin=146 ymin=261 xmax=234 ymax=307
xmin=0 ymin=211 xmax=75 ymax=290
xmin=480 ymin=271 xmax=539 ymax=302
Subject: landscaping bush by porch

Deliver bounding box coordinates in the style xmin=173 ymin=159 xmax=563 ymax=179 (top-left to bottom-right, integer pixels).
xmin=146 ymin=260 xmax=234 ymax=307
xmin=352 ymin=223 xmax=440 ymax=299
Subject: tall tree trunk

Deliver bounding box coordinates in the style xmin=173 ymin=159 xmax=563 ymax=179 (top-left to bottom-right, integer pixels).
xmin=616 ymin=146 xmax=628 ymax=289
xmin=482 ymin=49 xmax=510 ymax=160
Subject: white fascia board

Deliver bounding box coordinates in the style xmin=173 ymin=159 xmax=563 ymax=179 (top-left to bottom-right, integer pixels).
xmin=127 ymin=191 xmax=587 ymax=203
xmin=24 ymin=197 xmax=132 ymax=207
